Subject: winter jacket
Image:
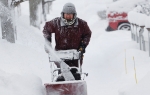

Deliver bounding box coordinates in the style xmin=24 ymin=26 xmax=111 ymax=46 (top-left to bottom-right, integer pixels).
xmin=43 ymin=17 xmax=91 ymax=51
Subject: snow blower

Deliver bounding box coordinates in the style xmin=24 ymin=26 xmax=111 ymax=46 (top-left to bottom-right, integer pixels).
xmin=44 ymin=49 xmax=88 ymax=95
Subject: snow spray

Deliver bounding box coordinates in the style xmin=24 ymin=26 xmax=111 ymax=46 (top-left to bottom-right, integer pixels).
xmin=45 ymin=39 xmax=62 ymax=62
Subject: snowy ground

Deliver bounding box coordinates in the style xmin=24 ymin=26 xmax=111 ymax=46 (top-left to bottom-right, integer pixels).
xmin=1 ymin=0 xmax=150 ymax=95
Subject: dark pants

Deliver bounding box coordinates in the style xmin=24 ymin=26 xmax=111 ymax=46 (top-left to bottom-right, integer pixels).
xmin=64 ymin=59 xmax=83 ymax=67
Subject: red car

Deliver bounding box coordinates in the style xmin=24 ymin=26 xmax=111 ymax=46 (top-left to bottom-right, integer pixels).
xmin=106 ymin=12 xmax=131 ymax=31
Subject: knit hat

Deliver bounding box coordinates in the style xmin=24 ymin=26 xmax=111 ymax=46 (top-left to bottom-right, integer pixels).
xmin=61 ymin=3 xmax=77 ymax=26
xmin=62 ymin=3 xmax=76 ymax=14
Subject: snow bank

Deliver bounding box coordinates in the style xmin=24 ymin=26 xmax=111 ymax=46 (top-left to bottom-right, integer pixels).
xmin=107 ymin=0 xmax=146 ymax=14
xmin=0 ymin=70 xmax=45 ymax=95
xmin=137 ymin=13 xmax=147 ymax=26
xmin=128 ymin=4 xmax=150 ymax=27
xmin=145 ymin=16 xmax=150 ymax=28
xmin=119 ymin=71 xmax=150 ymax=95
xmin=83 ymin=3 xmax=107 ymax=21
xmin=128 ymin=11 xmax=140 ymax=24
xmin=128 ymin=3 xmax=150 ymax=42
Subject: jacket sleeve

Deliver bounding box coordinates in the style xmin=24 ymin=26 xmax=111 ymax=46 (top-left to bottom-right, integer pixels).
xmin=82 ymin=22 xmax=92 ymax=47
xmin=43 ymin=21 xmax=56 ymax=42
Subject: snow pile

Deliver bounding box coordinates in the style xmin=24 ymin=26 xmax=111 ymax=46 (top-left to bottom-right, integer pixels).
xmin=128 ymin=11 xmax=137 ymax=24
xmin=128 ymin=2 xmax=150 ymax=27
xmin=128 ymin=5 xmax=147 ymax=26
xmin=84 ymin=29 xmax=150 ymax=95
xmin=137 ymin=13 xmax=147 ymax=26
xmin=107 ymin=0 xmax=146 ymax=14
xmin=128 ymin=3 xmax=150 ymax=42
xmin=119 ymin=71 xmax=150 ymax=95
xmin=127 ymin=12 xmax=133 ymax=23
xmin=145 ymin=16 xmax=150 ymax=28
xmin=0 ymin=70 xmax=45 ymax=95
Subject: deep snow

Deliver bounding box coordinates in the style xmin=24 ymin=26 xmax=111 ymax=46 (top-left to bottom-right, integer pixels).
xmin=1 ymin=0 xmax=150 ymax=95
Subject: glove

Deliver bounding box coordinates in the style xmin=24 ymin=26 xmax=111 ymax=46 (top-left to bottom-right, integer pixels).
xmin=78 ymin=41 xmax=86 ymax=53
xmin=78 ymin=46 xmax=85 ymax=53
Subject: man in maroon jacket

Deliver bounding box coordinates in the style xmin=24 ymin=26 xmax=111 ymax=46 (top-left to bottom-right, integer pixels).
xmin=43 ymin=3 xmax=91 ymax=68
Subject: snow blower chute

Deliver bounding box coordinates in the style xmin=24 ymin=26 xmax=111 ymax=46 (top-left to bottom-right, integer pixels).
xmin=44 ymin=49 xmax=88 ymax=95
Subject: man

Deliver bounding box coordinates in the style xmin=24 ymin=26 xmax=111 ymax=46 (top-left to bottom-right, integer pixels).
xmin=43 ymin=2 xmax=91 ymax=68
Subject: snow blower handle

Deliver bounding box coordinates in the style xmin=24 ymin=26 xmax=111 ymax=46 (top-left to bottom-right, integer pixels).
xmin=78 ymin=41 xmax=86 ymax=53
xmin=78 ymin=41 xmax=86 ymax=59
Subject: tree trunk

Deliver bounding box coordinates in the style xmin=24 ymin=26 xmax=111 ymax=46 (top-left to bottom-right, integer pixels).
xmin=0 ymin=0 xmax=15 ymax=43
xmin=29 ymin=0 xmax=42 ymax=29
xmin=42 ymin=1 xmax=53 ymax=22
xmin=42 ymin=0 xmax=46 ymax=21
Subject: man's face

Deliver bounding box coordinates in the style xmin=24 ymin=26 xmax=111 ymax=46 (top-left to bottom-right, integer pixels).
xmin=64 ymin=13 xmax=74 ymax=20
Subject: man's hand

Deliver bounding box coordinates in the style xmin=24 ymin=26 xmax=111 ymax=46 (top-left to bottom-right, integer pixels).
xmin=78 ymin=41 xmax=86 ymax=53
xmin=78 ymin=45 xmax=85 ymax=53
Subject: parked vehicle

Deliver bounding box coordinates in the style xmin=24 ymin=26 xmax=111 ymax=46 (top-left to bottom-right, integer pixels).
xmin=105 ymin=0 xmax=145 ymax=31
xmin=106 ymin=12 xmax=131 ymax=31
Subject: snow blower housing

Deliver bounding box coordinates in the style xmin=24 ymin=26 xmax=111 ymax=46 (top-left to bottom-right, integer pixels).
xmin=44 ymin=49 xmax=88 ymax=95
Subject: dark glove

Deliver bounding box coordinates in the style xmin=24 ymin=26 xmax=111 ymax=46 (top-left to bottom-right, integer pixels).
xmin=78 ymin=45 xmax=85 ymax=53
xmin=78 ymin=41 xmax=86 ymax=53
